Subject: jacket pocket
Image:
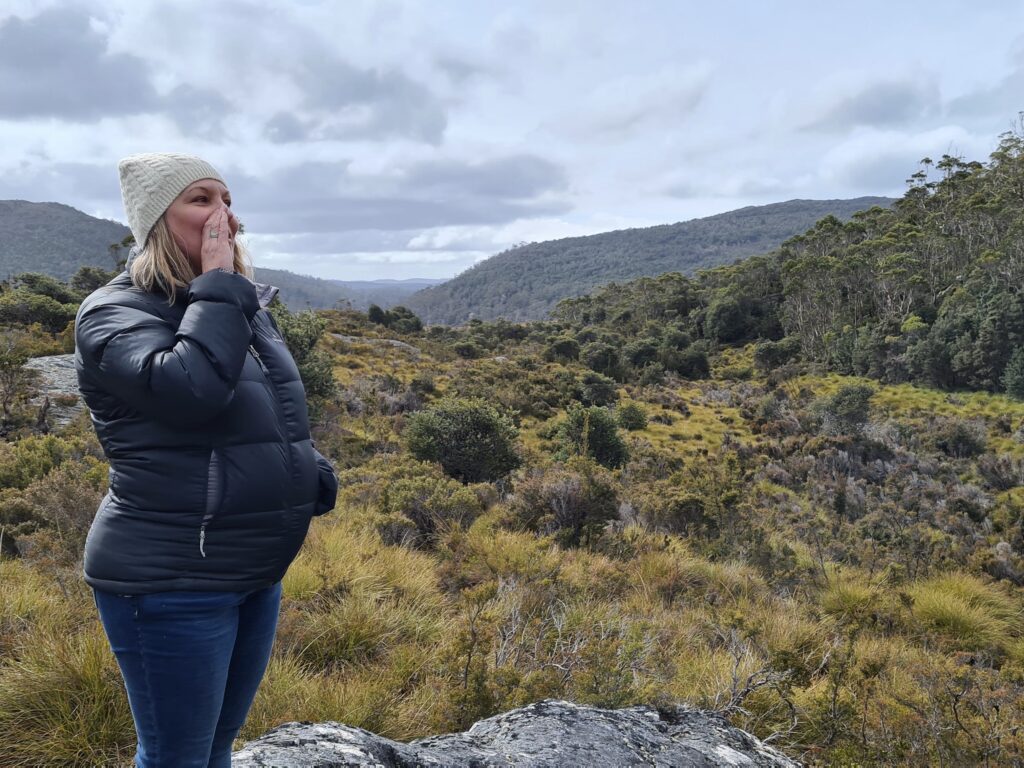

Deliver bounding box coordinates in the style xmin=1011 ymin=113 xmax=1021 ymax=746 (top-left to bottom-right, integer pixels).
xmin=199 ymin=448 xmax=225 ymax=557
xmin=313 ymin=451 xmax=339 ymax=517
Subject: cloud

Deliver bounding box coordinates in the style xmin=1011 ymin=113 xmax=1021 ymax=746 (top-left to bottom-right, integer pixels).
xmin=283 ymin=59 xmax=448 ymax=144
xmin=817 ymin=125 xmax=986 ymax=192
xmin=0 ymin=159 xmax=115 ymax=205
xmin=0 ymin=8 xmax=161 ymax=120
xmin=554 ymin=63 xmax=712 ymax=141
xmin=433 ymin=55 xmax=492 ymax=86
xmin=404 ymin=155 xmax=567 ymax=199
xmin=162 ymin=84 xmax=234 ymax=141
xmin=802 ymin=78 xmax=941 ymax=132
xmin=664 ymin=173 xmax=786 ymax=200
xmin=406 ymin=217 xmax=602 ymax=253
xmin=948 ymin=47 xmax=1024 ymax=122
xmin=231 ymin=153 xmax=570 ymax=234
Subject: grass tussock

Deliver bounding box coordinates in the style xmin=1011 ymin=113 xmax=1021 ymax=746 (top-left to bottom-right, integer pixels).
xmin=907 ymin=572 xmax=1020 ymax=651
xmin=0 ymin=622 xmax=134 ymax=767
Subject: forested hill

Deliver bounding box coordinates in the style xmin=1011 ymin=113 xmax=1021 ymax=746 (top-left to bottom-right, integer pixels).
xmin=548 ymin=130 xmax=1024 ymax=397
xmin=0 ymin=200 xmax=131 ymax=281
xmin=401 ymin=196 xmax=894 ymax=325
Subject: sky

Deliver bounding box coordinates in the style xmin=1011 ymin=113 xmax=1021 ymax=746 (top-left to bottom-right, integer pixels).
xmin=2 ymin=1 xmax=1023 ymax=281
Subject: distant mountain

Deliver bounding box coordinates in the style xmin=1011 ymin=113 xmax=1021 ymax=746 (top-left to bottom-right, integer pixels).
xmin=0 ymin=200 xmax=417 ymax=311
xmin=0 ymin=200 xmax=131 ymax=280
xmin=248 ymin=274 xmax=449 ymax=312
xmin=251 ymin=266 xmax=354 ymax=310
xmin=329 ymin=277 xmax=447 ymax=310
xmin=401 ymin=197 xmax=895 ymax=325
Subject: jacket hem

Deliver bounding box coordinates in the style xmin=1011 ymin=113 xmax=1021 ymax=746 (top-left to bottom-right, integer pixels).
xmin=84 ymin=572 xmax=284 ymax=595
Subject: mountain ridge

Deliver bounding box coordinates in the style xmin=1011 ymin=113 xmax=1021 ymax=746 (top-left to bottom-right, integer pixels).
xmin=401 ymin=196 xmax=895 ymax=325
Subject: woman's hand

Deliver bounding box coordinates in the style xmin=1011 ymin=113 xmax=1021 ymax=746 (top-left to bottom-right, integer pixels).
xmin=200 ymin=207 xmax=235 ymax=274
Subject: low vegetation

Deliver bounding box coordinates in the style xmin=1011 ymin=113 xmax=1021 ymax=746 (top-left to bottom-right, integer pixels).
xmin=2 ymin=126 xmax=1024 ymax=766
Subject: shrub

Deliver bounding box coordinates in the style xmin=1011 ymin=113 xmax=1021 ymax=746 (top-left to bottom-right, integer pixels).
xmin=622 ymin=339 xmax=659 ymax=368
xmin=453 ymin=341 xmax=484 ymax=359
xmin=820 ymin=384 xmax=874 ymax=436
xmin=69 ymin=266 xmax=118 ymax=297
xmin=636 ymin=363 xmax=666 ymax=387
xmin=0 ymin=290 xmax=77 ymax=334
xmin=404 ymin=397 xmax=521 ymax=483
xmin=376 ymin=473 xmax=485 ymax=544
xmin=665 ymin=345 xmax=710 ymax=379
xmin=0 ymin=434 xmax=96 ymax=491
xmin=932 ymin=418 xmax=988 ymax=459
xmin=367 ymin=304 xmax=423 ymax=333
xmin=1004 ymin=347 xmax=1024 ymax=398
xmin=508 ymin=457 xmax=620 ymax=546
xmin=11 ymin=273 xmax=80 ymax=305
xmin=556 ymin=403 xmax=628 ymax=469
xmin=576 ymin=371 xmax=618 ymax=407
xmin=632 ymin=452 xmax=744 ymax=538
xmin=753 ymin=337 xmax=801 ymax=370
xmin=12 ymin=458 xmax=108 ymax=569
xmin=706 ymin=295 xmax=755 ymax=343
xmin=0 ymin=329 xmax=42 ymax=425
xmin=616 ymin=402 xmax=647 ymax=431
xmin=544 ymin=336 xmax=580 ymax=363
xmin=581 ymin=342 xmax=624 ymax=380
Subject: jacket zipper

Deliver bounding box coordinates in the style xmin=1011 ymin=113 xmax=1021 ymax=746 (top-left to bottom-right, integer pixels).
xmin=199 ymin=449 xmax=222 ymax=557
xmin=248 ymin=343 xmax=297 ymax=519
xmin=196 ymin=343 xmax=295 ymax=559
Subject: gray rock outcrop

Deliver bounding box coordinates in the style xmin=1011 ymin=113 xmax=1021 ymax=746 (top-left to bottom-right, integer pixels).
xmin=232 ymin=699 xmax=800 ymax=767
xmin=24 ymin=353 xmax=86 ymax=430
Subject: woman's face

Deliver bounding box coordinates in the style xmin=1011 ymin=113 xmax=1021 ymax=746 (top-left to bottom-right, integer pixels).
xmin=164 ymin=179 xmax=239 ymax=271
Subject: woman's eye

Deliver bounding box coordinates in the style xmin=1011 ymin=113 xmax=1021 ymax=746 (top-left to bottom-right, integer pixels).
xmin=194 ymin=196 xmax=208 ymax=203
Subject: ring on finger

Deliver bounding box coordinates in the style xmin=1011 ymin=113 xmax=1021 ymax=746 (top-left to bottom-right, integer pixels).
xmin=209 ymin=230 xmax=220 ymax=239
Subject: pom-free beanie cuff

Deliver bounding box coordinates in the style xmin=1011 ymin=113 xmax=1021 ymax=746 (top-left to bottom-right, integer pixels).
xmin=118 ymin=153 xmax=225 ymax=247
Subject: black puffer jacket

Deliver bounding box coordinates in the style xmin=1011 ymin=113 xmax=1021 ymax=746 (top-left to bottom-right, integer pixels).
xmin=74 ymin=267 xmax=338 ymax=594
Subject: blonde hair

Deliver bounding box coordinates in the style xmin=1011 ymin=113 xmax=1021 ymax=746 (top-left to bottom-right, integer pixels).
xmin=129 ymin=216 xmax=254 ymax=304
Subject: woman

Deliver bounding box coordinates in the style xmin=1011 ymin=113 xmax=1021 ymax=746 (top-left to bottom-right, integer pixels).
xmin=74 ymin=152 xmax=339 ymax=768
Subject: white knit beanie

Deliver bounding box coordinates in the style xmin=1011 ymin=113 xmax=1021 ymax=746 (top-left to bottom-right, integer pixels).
xmin=118 ymin=152 xmax=226 ymax=247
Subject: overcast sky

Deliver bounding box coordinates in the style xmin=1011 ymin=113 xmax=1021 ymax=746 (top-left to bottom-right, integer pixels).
xmin=2 ymin=1 xmax=1022 ymax=281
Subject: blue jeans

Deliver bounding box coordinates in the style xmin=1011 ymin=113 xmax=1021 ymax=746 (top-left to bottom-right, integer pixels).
xmin=93 ymin=582 xmax=282 ymax=768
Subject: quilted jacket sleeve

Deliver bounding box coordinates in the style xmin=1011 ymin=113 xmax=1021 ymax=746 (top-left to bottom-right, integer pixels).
xmin=75 ymin=270 xmax=260 ymax=427
xmin=313 ymin=447 xmax=339 ymax=516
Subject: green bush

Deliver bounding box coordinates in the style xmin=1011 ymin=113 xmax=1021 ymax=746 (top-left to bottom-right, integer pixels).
xmin=1003 ymin=347 xmax=1024 ymax=398
xmin=576 ymin=371 xmax=619 ymax=407
xmin=581 ymin=341 xmax=624 ymax=381
xmin=404 ymin=397 xmax=521 ymax=483
xmin=556 ymin=403 xmax=628 ymax=469
xmin=663 ymin=345 xmax=710 ymax=379
xmin=508 ymin=457 xmax=620 ymax=546
xmin=544 ymin=336 xmax=580 ymax=363
xmin=69 ymin=266 xmax=118 ymax=297
xmin=820 ymin=384 xmax=875 ymax=436
xmin=616 ymin=402 xmax=647 ymax=431
xmin=932 ymin=418 xmax=988 ymax=459
xmin=453 ymin=341 xmax=485 ymax=359
xmin=11 ymin=273 xmax=80 ymax=305
xmin=0 ymin=290 xmax=77 ymax=334
xmin=377 ymin=473 xmax=485 ymax=544
xmin=753 ymin=337 xmax=801 ymax=370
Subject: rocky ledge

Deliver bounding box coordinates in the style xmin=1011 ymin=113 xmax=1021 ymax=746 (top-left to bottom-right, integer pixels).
xmin=24 ymin=353 xmax=87 ymax=430
xmin=232 ymin=699 xmax=800 ymax=767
